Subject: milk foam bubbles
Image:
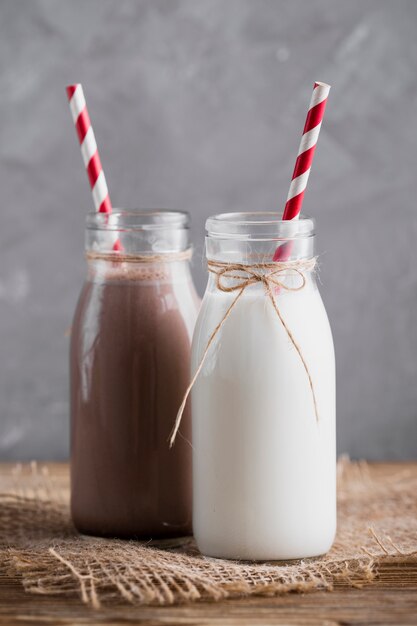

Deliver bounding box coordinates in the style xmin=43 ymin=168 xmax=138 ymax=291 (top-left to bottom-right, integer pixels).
xmin=191 ymin=277 xmax=336 ymax=560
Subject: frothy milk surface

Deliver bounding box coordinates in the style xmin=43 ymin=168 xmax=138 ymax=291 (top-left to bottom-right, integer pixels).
xmin=191 ymin=277 xmax=336 ymax=560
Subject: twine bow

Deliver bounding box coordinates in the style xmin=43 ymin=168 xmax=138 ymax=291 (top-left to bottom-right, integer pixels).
xmin=169 ymin=257 xmax=318 ymax=447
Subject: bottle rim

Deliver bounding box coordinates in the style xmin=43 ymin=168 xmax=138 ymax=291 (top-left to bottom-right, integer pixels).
xmin=86 ymin=209 xmax=190 ymax=232
xmin=206 ymin=212 xmax=315 ymax=240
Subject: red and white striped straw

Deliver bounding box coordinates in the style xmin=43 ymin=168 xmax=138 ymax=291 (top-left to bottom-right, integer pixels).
xmin=282 ymin=81 xmax=330 ymax=220
xmin=273 ymin=81 xmax=330 ymax=261
xmin=66 ymin=84 xmax=112 ymax=215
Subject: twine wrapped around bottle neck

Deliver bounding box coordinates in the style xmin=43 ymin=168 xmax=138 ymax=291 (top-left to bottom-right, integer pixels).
xmin=169 ymin=256 xmax=318 ymax=447
xmin=86 ymin=248 xmax=193 ymax=264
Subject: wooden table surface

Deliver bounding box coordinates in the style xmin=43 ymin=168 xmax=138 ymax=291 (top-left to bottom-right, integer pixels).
xmin=1 ymin=462 xmax=417 ymax=626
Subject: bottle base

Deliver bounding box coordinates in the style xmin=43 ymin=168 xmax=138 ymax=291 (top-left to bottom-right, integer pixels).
xmin=73 ymin=522 xmax=193 ymax=541
xmin=195 ymin=534 xmax=336 ymax=562
xmin=72 ymin=512 xmax=193 ymax=541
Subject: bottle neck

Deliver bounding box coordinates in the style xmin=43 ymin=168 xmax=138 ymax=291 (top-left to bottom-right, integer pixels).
xmin=85 ymin=210 xmax=190 ymax=256
xmin=205 ymin=236 xmax=315 ymax=264
xmin=205 ymin=212 xmax=316 ymax=264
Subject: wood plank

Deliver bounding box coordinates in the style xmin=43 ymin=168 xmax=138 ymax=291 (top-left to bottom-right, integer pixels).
xmin=1 ymin=573 xmax=416 ymax=626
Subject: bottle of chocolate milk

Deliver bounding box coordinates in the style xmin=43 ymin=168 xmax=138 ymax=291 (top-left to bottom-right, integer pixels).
xmin=70 ymin=210 xmax=200 ymax=538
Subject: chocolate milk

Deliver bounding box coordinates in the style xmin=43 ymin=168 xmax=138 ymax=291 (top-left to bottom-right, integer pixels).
xmin=70 ymin=261 xmax=199 ymax=538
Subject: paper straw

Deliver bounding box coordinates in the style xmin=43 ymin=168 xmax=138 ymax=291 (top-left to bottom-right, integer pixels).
xmin=66 ymin=84 xmax=113 ymax=214
xmin=273 ymin=81 xmax=330 ymax=261
xmin=66 ymin=84 xmax=121 ymax=250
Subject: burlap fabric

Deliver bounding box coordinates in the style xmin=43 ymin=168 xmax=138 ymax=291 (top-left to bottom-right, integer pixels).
xmin=1 ymin=459 xmax=416 ymax=608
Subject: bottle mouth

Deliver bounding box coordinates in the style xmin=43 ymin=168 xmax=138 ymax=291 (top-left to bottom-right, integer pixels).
xmin=206 ymin=212 xmax=315 ymax=241
xmin=86 ymin=209 xmax=190 ymax=232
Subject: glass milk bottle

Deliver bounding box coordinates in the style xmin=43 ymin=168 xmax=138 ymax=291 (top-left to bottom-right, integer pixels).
xmin=191 ymin=212 xmax=336 ymax=560
xmin=70 ymin=210 xmax=199 ymax=538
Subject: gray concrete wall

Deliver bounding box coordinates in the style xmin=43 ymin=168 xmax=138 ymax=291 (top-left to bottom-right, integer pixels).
xmin=1 ymin=0 xmax=416 ymax=460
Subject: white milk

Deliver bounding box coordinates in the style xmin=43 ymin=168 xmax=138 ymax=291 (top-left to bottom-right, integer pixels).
xmin=191 ymin=276 xmax=336 ymax=560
